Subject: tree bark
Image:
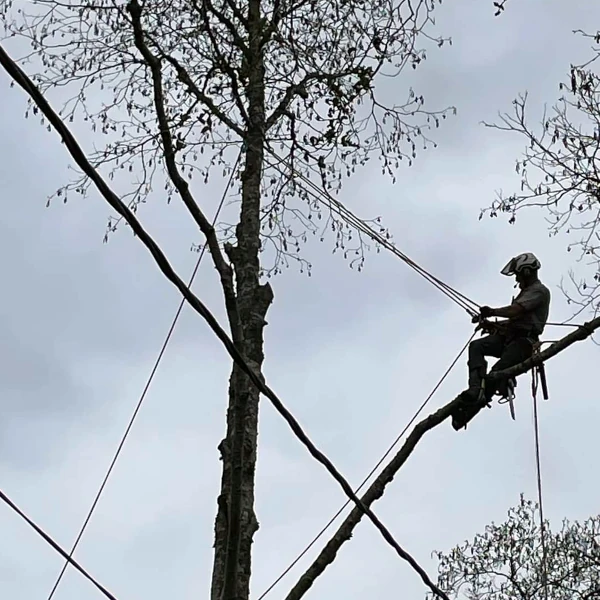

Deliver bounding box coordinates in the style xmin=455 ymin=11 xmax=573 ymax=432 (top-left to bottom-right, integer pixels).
xmin=211 ymin=2 xmax=271 ymax=599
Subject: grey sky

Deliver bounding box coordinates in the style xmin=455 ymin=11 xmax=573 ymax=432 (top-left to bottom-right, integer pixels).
xmin=0 ymin=1 xmax=599 ymax=599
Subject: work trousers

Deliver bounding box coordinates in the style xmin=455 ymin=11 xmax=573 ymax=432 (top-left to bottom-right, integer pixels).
xmin=468 ymin=333 xmax=534 ymax=397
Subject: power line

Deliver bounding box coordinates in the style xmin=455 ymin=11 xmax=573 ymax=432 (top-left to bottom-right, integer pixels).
xmin=0 ymin=44 xmax=462 ymax=600
xmin=257 ymin=330 xmax=477 ymax=600
xmin=0 ymin=488 xmax=120 ymax=600
xmin=46 ymin=152 xmax=242 ymax=600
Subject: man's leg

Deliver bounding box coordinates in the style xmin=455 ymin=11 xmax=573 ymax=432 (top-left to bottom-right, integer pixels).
xmin=488 ymin=337 xmax=534 ymax=397
xmin=452 ymin=334 xmax=507 ymax=431
xmin=466 ymin=334 xmax=505 ymax=401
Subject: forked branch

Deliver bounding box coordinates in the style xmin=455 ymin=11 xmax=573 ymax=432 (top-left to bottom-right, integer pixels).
xmin=126 ymin=0 xmax=242 ymax=342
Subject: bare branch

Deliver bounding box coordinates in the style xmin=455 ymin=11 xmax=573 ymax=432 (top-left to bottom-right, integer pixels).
xmin=0 ymin=42 xmax=452 ymax=600
xmin=196 ymin=0 xmax=250 ymax=55
xmin=190 ymin=0 xmax=249 ymax=124
xmin=482 ymin=40 xmax=600 ymax=317
xmin=126 ymin=0 xmax=242 ymax=341
xmin=157 ymin=46 xmax=248 ymax=133
xmin=265 ymin=68 xmax=369 ymax=132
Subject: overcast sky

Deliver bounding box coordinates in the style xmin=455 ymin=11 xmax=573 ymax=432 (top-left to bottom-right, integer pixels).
xmin=1 ymin=1 xmax=599 ymax=599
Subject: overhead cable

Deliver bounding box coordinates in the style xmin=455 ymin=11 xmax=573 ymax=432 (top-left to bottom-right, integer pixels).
xmin=0 ymin=44 xmax=450 ymax=600
xmin=46 ymin=152 xmax=242 ymax=600
xmin=0 ymin=488 xmax=120 ymax=600
xmin=257 ymin=330 xmax=476 ymax=600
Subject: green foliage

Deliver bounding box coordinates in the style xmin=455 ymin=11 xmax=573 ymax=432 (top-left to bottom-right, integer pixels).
xmin=429 ymin=495 xmax=600 ymax=600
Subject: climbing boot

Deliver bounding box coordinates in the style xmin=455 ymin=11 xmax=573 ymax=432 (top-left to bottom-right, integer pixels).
xmin=464 ymin=366 xmax=487 ymax=403
xmin=451 ymin=397 xmax=490 ymax=431
xmin=451 ymin=373 xmax=492 ymax=431
xmin=451 ymin=400 xmax=483 ymax=430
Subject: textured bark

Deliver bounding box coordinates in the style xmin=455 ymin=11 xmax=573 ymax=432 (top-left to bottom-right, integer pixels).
xmin=211 ymin=2 xmax=270 ymax=599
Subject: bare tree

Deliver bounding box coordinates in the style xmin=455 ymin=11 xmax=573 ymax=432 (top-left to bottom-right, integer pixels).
xmin=483 ymin=30 xmax=600 ymax=319
xmin=429 ymin=495 xmax=600 ymax=600
xmin=0 ymin=0 xmax=455 ymax=598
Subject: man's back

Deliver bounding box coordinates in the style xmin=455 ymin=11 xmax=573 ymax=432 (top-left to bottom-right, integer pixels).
xmin=510 ymin=279 xmax=551 ymax=336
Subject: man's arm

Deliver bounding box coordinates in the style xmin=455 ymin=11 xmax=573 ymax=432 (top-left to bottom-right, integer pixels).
xmin=482 ymin=286 xmax=545 ymax=319
xmin=489 ymin=303 xmax=526 ymax=319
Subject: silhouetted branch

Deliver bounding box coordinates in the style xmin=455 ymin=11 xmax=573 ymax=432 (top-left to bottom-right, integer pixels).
xmin=0 ymin=41 xmax=450 ymax=600
xmin=284 ymin=317 xmax=600 ymax=600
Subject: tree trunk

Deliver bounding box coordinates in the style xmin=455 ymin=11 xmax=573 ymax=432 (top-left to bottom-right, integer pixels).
xmin=211 ymin=2 xmax=270 ymax=599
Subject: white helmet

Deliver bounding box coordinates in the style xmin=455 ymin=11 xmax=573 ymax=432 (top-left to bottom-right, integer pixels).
xmin=501 ymin=252 xmax=541 ymax=276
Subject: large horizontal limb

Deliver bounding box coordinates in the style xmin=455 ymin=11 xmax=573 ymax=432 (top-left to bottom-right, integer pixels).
xmin=489 ymin=319 xmax=599 ymax=380
xmin=284 ymin=318 xmax=600 ymax=600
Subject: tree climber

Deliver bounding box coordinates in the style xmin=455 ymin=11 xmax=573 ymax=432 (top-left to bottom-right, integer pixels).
xmin=452 ymin=253 xmax=551 ymax=430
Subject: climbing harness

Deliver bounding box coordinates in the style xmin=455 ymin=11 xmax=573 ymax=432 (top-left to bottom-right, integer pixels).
xmin=494 ymin=340 xmax=550 ymax=422
xmin=472 ymin=316 xmax=556 ymax=421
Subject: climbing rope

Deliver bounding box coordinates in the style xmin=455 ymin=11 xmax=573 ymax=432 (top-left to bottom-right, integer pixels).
xmin=256 ymin=330 xmax=477 ymax=600
xmin=531 ymin=368 xmax=549 ymax=600
xmin=265 ymin=148 xmax=480 ymax=318
xmin=46 ymin=151 xmax=242 ymax=600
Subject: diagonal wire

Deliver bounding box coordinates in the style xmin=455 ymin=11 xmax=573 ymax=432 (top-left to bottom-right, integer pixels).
xmin=0 ymin=488 xmax=120 ymax=600
xmin=257 ymin=330 xmax=477 ymax=600
xmin=46 ymin=151 xmax=242 ymax=600
xmin=1 ymin=44 xmax=456 ymax=600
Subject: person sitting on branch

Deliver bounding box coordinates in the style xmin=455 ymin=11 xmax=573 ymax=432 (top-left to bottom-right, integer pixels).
xmin=464 ymin=252 xmax=551 ymax=405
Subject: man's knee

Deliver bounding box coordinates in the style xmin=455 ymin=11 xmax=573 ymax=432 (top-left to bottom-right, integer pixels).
xmin=469 ymin=338 xmax=485 ymax=354
xmin=493 ymin=340 xmax=532 ymax=373
xmin=468 ymin=339 xmax=487 ymax=368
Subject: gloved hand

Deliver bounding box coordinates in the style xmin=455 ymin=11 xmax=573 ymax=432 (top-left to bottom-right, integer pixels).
xmin=480 ymin=305 xmax=494 ymax=318
xmin=480 ymin=319 xmax=495 ymax=334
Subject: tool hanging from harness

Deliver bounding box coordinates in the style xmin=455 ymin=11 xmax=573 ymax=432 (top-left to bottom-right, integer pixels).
xmin=530 ymin=341 xmax=549 ymax=401
xmin=470 ymin=313 xmax=549 ymax=420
